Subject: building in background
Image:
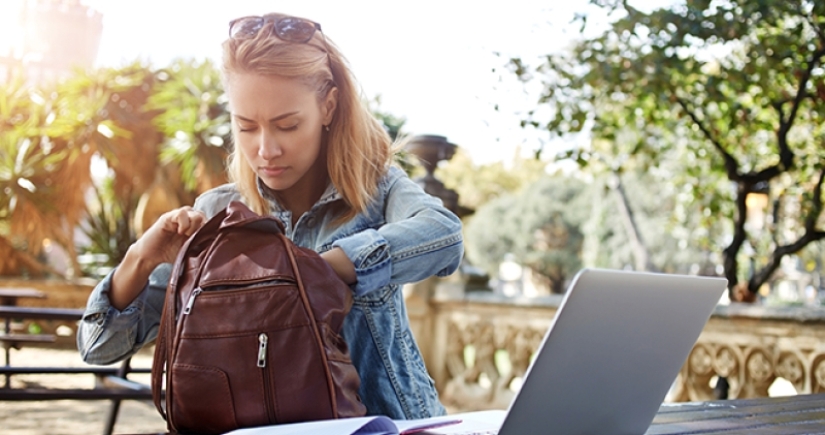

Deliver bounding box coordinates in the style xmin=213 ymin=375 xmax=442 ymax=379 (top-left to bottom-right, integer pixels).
xmin=0 ymin=0 xmax=102 ymax=84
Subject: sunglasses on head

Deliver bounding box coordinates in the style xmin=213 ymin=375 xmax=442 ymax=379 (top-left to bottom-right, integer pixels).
xmin=229 ymin=14 xmax=327 ymax=46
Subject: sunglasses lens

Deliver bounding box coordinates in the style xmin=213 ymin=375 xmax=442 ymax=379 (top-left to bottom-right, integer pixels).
xmin=275 ymin=17 xmax=317 ymax=43
xmin=230 ymin=17 xmax=264 ymax=39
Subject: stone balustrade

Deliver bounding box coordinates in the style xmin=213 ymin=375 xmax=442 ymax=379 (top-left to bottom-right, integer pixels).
xmin=674 ymin=304 xmax=825 ymax=401
xmin=405 ymin=277 xmax=825 ymax=411
xmin=5 ymin=276 xmax=825 ymax=408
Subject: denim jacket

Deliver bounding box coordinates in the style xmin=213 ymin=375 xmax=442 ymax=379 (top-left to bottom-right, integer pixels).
xmin=77 ymin=166 xmax=463 ymax=419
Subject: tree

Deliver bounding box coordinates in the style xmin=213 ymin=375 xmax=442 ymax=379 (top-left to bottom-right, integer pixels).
xmin=582 ymin=165 xmax=724 ymax=276
xmin=367 ymin=95 xmax=422 ymax=176
xmin=149 ymin=59 xmax=231 ymax=196
xmin=511 ymin=0 xmax=825 ymax=300
xmin=1 ymin=60 xmax=231 ymax=277
xmin=1 ymin=65 xmax=152 ymax=277
xmin=369 ymin=95 xmax=407 ymax=143
xmin=2 ymin=59 xmax=413 ymax=278
xmin=435 ymin=148 xmax=548 ymax=213
xmin=465 ymin=174 xmax=590 ymax=293
xmin=80 ymin=64 xmax=164 ymax=272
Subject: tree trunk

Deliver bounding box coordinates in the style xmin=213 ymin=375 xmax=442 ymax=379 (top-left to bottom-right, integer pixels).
xmin=611 ymin=172 xmax=658 ymax=272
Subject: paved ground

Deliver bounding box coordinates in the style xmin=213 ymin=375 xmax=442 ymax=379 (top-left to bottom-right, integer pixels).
xmin=1 ymin=347 xmax=167 ymax=435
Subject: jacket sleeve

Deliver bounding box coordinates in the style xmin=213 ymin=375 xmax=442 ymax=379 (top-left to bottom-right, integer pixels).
xmin=76 ymin=263 xmax=171 ymax=365
xmin=331 ymin=167 xmax=464 ymax=297
xmin=77 ymin=185 xmax=239 ymax=365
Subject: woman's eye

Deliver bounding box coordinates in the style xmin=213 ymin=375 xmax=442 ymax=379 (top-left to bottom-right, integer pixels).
xmin=238 ymin=125 xmax=256 ymax=133
xmin=278 ymin=124 xmax=299 ymax=132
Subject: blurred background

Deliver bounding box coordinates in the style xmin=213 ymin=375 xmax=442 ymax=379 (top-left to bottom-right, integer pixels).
xmin=1 ymin=1 xmax=825 ymax=431
xmin=2 ymin=0 xmax=822 ymax=303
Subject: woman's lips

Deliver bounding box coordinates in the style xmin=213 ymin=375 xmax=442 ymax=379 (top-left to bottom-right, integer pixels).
xmin=259 ymin=166 xmax=287 ymax=177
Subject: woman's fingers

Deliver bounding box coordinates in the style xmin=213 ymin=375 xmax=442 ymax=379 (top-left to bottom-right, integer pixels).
xmin=188 ymin=210 xmax=207 ymax=235
xmin=164 ymin=207 xmax=206 ymax=236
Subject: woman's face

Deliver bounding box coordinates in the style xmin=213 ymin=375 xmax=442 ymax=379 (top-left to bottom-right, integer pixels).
xmin=228 ymin=72 xmax=336 ymax=199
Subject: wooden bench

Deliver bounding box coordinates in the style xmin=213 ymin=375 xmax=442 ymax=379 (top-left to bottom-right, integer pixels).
xmin=1 ymin=305 xmax=80 ymax=387
xmin=0 ymin=305 xmax=159 ymax=435
xmin=0 ymin=333 xmax=57 ymax=347
xmin=0 ymin=288 xmax=48 ymax=372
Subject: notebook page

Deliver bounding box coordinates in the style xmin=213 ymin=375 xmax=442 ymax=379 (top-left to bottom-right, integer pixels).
xmin=392 ymin=415 xmax=464 ymax=434
xmin=416 ymin=410 xmax=506 ymax=434
xmin=223 ymin=416 xmax=396 ymax=435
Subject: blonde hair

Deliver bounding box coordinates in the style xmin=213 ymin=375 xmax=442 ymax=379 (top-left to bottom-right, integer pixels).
xmin=222 ymin=13 xmax=392 ymax=221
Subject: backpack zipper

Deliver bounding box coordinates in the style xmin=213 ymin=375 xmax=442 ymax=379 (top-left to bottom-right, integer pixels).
xmin=257 ymin=333 xmax=268 ymax=368
xmin=183 ymin=279 xmax=293 ymax=316
xmin=257 ymin=332 xmax=277 ymax=423
xmin=183 ymin=288 xmax=202 ymax=315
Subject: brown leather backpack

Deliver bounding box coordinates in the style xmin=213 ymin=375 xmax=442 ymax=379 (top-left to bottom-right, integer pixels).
xmin=151 ymin=201 xmax=366 ymax=434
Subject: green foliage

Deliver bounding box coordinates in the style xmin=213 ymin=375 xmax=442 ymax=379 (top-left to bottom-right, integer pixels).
xmin=0 ymin=59 xmax=232 ymax=276
xmin=585 ymin=170 xmax=723 ymax=274
xmin=80 ymin=176 xmax=135 ymax=278
xmin=512 ymin=0 xmax=825 ymax=296
xmin=368 ymin=95 xmax=416 ymax=174
xmin=369 ymin=95 xmax=407 ymax=142
xmin=0 ymin=65 xmax=150 ymax=275
xmin=149 ymin=59 xmax=231 ymax=193
xmin=465 ymin=174 xmax=590 ymax=292
xmin=1 ymin=58 xmax=409 ymax=277
xmin=436 ymin=148 xmax=549 ymax=212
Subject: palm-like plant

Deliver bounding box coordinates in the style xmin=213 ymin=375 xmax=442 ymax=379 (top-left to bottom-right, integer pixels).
xmin=150 ymin=59 xmax=231 ymax=196
xmin=0 ymin=64 xmax=158 ymax=277
xmin=0 ymin=78 xmax=66 ymax=276
xmin=0 ymin=72 xmax=101 ymax=277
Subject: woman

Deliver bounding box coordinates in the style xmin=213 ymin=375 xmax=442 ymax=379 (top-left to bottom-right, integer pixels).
xmin=77 ymin=13 xmax=463 ymax=420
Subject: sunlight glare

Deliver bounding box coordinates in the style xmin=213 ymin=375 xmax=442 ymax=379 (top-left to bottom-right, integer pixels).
xmin=768 ymin=377 xmax=797 ymax=397
xmin=0 ymin=0 xmax=25 ymax=58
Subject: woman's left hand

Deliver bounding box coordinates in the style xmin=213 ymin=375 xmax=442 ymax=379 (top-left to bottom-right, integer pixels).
xmin=320 ymin=247 xmax=356 ymax=285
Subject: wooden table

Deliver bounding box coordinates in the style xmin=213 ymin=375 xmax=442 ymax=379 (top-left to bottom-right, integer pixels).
xmin=116 ymin=394 xmax=825 ymax=435
xmin=648 ymin=393 xmax=825 ymax=434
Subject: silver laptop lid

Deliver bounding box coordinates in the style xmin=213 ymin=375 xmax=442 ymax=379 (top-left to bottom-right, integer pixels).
xmin=499 ymin=268 xmax=727 ymax=435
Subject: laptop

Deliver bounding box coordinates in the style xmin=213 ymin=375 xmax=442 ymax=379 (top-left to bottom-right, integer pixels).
xmin=427 ymin=268 xmax=727 ymax=435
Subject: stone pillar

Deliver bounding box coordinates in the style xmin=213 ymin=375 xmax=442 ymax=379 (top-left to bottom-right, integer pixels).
xmin=402 ymin=135 xmax=460 ymax=389
xmin=404 ymin=135 xmax=459 ymax=212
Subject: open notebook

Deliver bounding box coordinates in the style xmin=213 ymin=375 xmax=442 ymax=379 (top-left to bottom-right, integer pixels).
xmin=223 ymin=414 xmax=463 ymax=435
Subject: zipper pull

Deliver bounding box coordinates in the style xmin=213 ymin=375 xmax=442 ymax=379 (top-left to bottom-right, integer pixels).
xmin=183 ymin=288 xmax=202 ymax=315
xmin=257 ymin=333 xmax=268 ymax=368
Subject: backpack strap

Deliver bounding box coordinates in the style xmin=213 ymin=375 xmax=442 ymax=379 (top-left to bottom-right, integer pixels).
xmin=280 ymin=233 xmax=339 ymax=417
xmin=151 ymin=207 xmax=229 ymax=422
xmin=151 ymin=264 xmax=175 ymax=421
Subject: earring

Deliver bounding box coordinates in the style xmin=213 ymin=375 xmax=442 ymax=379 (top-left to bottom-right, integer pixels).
xmin=324 ymin=125 xmax=330 ymax=132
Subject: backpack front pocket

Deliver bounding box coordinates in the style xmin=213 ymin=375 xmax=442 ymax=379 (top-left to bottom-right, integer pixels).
xmin=169 ymin=363 xmax=237 ymax=434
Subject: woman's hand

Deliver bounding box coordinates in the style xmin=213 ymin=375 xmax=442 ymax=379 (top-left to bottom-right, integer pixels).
xmin=320 ymin=247 xmax=357 ymax=285
xmin=109 ymin=206 xmax=206 ymax=310
xmin=133 ymin=206 xmax=207 ymax=265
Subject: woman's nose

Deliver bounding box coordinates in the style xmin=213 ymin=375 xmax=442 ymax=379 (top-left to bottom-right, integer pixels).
xmin=257 ymin=132 xmax=282 ymax=160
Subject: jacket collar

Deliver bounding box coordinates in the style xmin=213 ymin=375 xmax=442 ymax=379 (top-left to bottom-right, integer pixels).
xmin=256 ymin=177 xmax=342 ymax=213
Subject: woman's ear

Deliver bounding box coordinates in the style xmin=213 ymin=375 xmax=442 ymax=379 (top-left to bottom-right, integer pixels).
xmin=322 ymin=87 xmax=338 ymax=126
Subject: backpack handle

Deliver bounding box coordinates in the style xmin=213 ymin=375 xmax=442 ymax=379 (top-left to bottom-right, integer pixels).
xmin=220 ymin=201 xmax=285 ymax=233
